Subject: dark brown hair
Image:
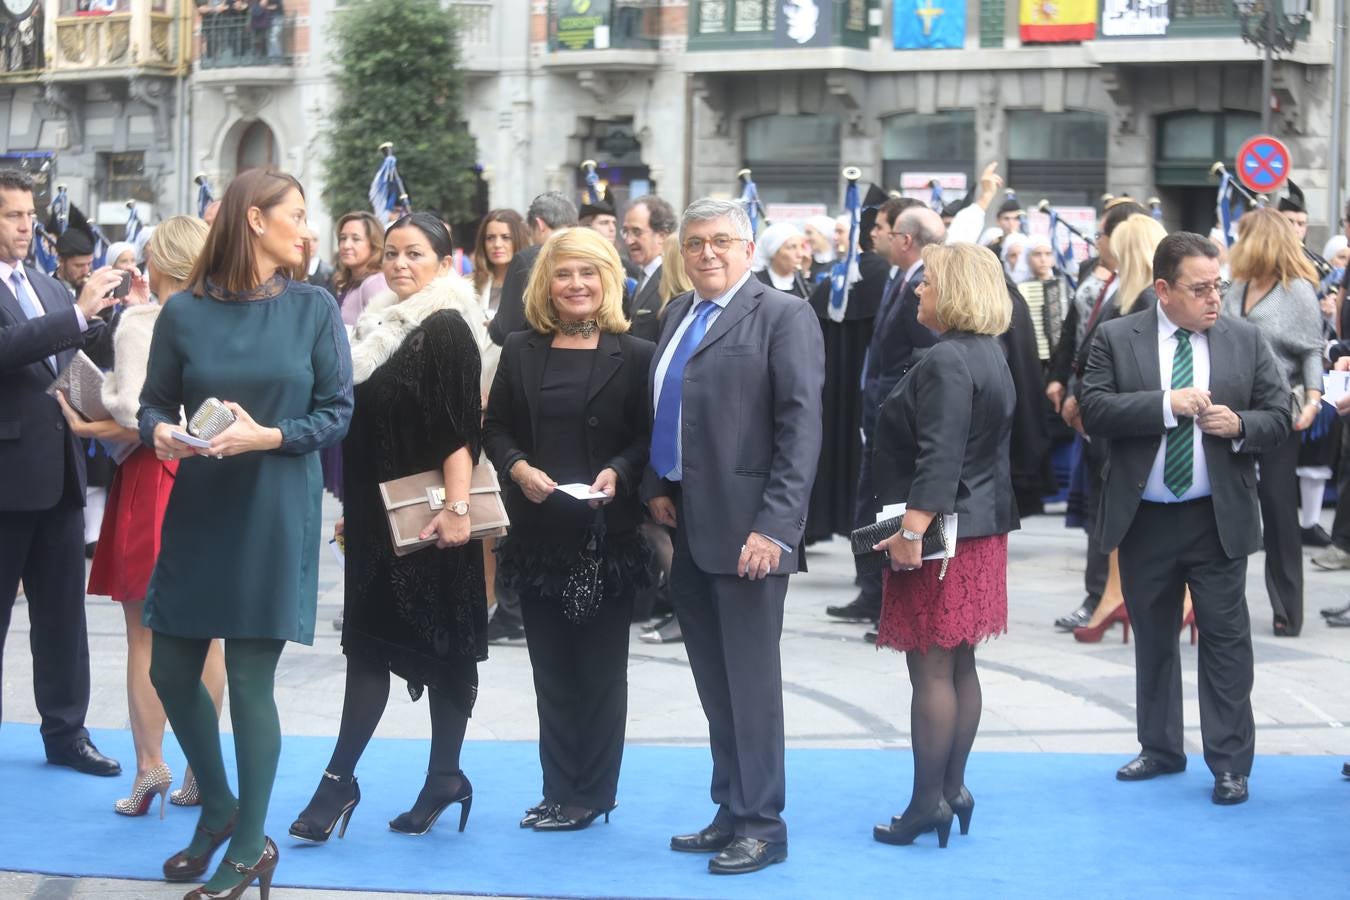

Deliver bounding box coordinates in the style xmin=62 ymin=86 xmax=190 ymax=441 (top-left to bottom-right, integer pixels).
xmin=189 ymin=168 xmax=306 ymax=295
xmin=471 ymin=208 xmax=528 ymax=294
xmin=332 ymin=210 xmax=385 ymax=296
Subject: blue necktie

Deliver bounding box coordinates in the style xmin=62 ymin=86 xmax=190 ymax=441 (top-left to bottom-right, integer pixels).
xmin=650 ymin=300 xmax=718 ymax=479
xmin=10 ymin=271 xmax=56 ymax=373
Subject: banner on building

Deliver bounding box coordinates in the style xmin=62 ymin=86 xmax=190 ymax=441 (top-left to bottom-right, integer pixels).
xmin=892 ymin=0 xmax=965 ymax=49
xmin=554 ymin=0 xmax=614 ymax=50
xmin=1019 ymin=0 xmax=1096 ymax=42
xmin=774 ymin=1 xmax=836 ymax=47
xmin=1100 ymin=0 xmax=1169 ymax=37
xmin=900 ymin=172 xmax=967 ymax=208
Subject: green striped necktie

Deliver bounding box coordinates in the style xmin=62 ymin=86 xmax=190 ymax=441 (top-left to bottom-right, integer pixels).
xmin=1164 ymin=328 xmax=1194 ymax=498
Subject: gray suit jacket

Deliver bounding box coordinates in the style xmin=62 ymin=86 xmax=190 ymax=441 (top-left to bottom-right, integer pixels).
xmin=642 ymin=276 xmax=825 ymax=575
xmin=1079 ymin=306 xmax=1290 ymax=559
xmin=626 ymin=263 xmax=664 ymax=343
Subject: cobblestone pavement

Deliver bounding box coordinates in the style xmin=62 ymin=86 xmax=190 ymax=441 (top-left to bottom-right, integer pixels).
xmin=4 ymin=498 xmax=1347 ymax=898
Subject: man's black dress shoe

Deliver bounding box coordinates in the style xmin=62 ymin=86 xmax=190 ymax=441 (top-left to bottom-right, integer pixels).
xmin=863 ymin=631 xmax=877 ymax=644
xmin=670 ymin=823 xmax=735 ymax=853
xmin=1341 ymin=761 xmax=1349 ymax=778
xmin=1055 ymin=600 xmax=1096 ymax=631
xmin=825 ymin=596 xmax=879 ymax=623
xmin=707 ymin=836 xmax=787 ymax=874
xmin=1116 ymin=754 xmax=1185 ymax=781
xmin=1212 ymin=772 xmax=1249 ymax=805
xmin=1320 ymin=600 xmax=1350 ymax=618
xmin=1327 ymin=609 xmax=1350 ymax=628
xmin=1301 ymin=524 xmax=1333 ymax=547
xmin=47 ymin=737 xmax=121 ymax=777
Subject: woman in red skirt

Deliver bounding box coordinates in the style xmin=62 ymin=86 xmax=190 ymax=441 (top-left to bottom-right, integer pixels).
xmin=56 ymin=217 xmax=225 ymax=817
xmin=869 ymin=241 xmax=1020 ymax=848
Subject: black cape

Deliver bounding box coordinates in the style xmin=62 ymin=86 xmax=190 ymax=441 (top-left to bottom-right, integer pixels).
xmin=1001 ymin=274 xmax=1055 ymax=517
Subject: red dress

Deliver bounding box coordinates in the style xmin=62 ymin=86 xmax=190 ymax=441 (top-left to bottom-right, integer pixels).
xmin=876 ymin=533 xmax=1008 ymax=654
xmin=87 ymin=445 xmax=177 ymax=602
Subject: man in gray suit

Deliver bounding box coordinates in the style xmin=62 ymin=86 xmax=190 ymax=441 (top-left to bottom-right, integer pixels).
xmin=1080 ymin=231 xmax=1289 ymax=806
xmin=643 ymin=198 xmax=824 ymax=874
xmin=621 ymin=195 xmax=676 ymax=343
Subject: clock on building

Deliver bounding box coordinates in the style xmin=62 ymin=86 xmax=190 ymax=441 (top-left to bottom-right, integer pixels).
xmin=2 ymin=0 xmax=39 ymax=21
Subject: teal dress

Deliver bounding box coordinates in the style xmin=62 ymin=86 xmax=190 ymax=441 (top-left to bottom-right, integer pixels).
xmin=138 ymin=275 xmax=354 ymax=644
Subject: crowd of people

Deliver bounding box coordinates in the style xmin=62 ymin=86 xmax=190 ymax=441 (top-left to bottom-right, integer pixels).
xmin=2 ymin=157 xmax=1349 ymax=898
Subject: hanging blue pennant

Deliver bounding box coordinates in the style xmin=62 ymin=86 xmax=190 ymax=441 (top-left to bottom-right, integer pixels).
xmin=369 ymin=150 xmax=411 ymax=223
xmin=828 ymin=180 xmax=861 ymax=323
xmin=739 ymin=174 xmax=763 ymax=237
xmin=196 ymin=177 xmax=214 ymax=219
xmin=32 ymin=222 xmax=58 ymax=275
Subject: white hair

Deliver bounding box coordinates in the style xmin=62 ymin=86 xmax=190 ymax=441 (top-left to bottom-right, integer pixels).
xmin=680 ymin=198 xmax=754 ymax=242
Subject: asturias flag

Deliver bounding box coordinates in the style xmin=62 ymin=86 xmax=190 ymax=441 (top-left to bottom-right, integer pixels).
xmin=1019 ymin=0 xmax=1096 ymax=42
xmin=892 ymin=0 xmax=965 ymax=50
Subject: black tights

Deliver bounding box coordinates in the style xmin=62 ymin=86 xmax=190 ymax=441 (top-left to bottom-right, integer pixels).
xmin=901 ymin=644 xmax=981 ymax=821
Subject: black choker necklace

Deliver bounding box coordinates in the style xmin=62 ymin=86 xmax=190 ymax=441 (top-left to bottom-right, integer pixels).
xmin=558 ymin=319 xmax=599 ymax=337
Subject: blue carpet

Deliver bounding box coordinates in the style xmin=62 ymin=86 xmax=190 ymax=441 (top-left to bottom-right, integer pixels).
xmin=1 ymin=723 xmax=1346 ymax=898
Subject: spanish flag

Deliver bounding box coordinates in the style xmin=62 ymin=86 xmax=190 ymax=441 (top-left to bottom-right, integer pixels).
xmin=1019 ymin=0 xmax=1096 ymax=43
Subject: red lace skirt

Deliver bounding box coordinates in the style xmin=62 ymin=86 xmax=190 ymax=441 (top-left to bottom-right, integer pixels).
xmin=87 ymin=445 xmax=177 ymax=602
xmin=876 ymin=533 xmax=1008 ymax=654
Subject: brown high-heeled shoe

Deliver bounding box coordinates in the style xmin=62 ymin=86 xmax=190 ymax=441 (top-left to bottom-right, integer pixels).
xmin=163 ymin=809 xmax=238 ymax=883
xmin=1074 ymin=603 xmax=1130 ymax=644
xmin=184 ymin=836 xmax=278 ymax=900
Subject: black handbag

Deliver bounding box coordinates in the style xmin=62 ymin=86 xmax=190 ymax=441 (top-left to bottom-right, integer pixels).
xmin=560 ymin=510 xmax=607 ymax=623
xmin=850 ymin=515 xmax=951 ymax=581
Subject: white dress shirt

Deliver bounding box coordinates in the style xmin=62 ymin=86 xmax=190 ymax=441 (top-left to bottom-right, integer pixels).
xmin=1142 ymin=305 xmax=1212 ymax=502
xmin=638 ymin=256 xmax=662 ymax=295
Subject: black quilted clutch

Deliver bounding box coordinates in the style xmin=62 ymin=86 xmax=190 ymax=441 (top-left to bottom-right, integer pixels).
xmin=850 ymin=516 xmax=949 ymax=578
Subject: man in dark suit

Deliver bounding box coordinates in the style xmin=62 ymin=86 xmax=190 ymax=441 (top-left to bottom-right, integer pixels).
xmin=486 ymin=191 xmax=579 ymax=350
xmin=0 ymin=169 xmax=124 ymax=776
xmin=828 ymin=201 xmax=941 ymax=628
xmin=1080 ymin=231 xmax=1290 ymax=806
xmin=643 ymin=198 xmax=823 ymax=874
xmin=621 ymin=195 xmax=676 ymax=343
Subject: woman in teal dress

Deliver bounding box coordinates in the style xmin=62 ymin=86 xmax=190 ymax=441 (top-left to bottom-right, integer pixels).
xmin=138 ymin=168 xmax=353 ymax=900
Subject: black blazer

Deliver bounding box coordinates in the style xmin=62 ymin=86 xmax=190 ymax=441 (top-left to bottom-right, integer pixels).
xmin=487 ymin=243 xmax=541 ymax=347
xmin=0 ymin=266 xmax=110 ymax=511
xmin=861 ymin=263 xmax=939 ymax=438
xmin=872 ymin=331 xmax=1020 ymax=539
xmin=753 ymin=268 xmax=811 ymax=300
xmin=626 ymin=262 xmax=664 ymax=343
xmin=1079 ymin=306 xmax=1290 ymax=558
xmin=482 ymin=329 xmax=655 ymax=534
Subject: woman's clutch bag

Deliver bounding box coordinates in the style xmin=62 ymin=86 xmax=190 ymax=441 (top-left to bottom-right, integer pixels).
xmin=187 ymin=398 xmax=237 ymax=440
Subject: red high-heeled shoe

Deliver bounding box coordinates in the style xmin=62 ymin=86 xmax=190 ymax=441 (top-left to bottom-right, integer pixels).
xmin=1182 ymin=608 xmax=1197 ymax=645
xmin=1073 ymin=604 xmax=1130 ymax=644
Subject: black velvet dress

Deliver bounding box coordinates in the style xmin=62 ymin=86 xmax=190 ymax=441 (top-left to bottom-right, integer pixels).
xmin=341 ymin=309 xmax=487 ymax=714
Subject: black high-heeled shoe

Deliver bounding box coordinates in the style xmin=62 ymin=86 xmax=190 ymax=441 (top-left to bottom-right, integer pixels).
xmin=874 ymin=799 xmax=953 ymax=848
xmin=945 ymin=786 xmax=974 ymax=836
xmin=163 ymin=809 xmax=238 ymax=882
xmin=532 ymin=802 xmax=615 ymax=832
xmin=520 ymin=800 xmax=558 ymax=829
xmin=289 ymin=770 xmax=360 ymax=843
xmin=388 ymin=770 xmax=472 ymax=836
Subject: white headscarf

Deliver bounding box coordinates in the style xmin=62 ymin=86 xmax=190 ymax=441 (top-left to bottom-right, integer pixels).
xmin=1001 ymin=232 xmax=1031 ymax=283
xmin=1323 ymin=235 xmax=1348 ymax=262
xmin=752 ymin=222 xmax=805 ymax=273
xmin=104 ymin=241 xmax=138 ymax=270
xmin=978 ymin=227 xmax=1003 ymax=248
xmin=805 ymin=214 xmax=837 ymax=264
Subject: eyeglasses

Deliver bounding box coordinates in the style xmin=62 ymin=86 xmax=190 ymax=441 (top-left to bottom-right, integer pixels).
xmin=1173 ymin=280 xmax=1227 ymax=299
xmin=620 ymin=226 xmax=647 ymax=239
xmin=888 ymin=230 xmax=911 ymax=239
xmin=682 ymin=234 xmax=748 ymax=255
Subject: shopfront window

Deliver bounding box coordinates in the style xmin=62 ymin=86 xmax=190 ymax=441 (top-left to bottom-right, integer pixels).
xmin=743 ymin=113 xmax=840 ymax=208
xmin=881 ymin=111 xmax=975 ymax=192
xmin=1007 ymin=110 xmax=1108 ymax=207
xmin=695 ymin=0 xmax=772 ymax=34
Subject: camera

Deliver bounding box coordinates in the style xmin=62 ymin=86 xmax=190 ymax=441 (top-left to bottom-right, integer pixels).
xmin=111 ymin=270 xmax=133 ymax=300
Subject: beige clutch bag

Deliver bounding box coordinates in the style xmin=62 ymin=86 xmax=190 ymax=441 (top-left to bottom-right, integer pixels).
xmin=379 ymin=456 xmax=510 ymax=557
xmin=46 ymin=350 xmax=110 ymax=422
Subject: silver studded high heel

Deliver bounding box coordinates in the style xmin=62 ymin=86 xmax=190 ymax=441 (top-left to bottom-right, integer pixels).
xmin=170 ymin=770 xmax=200 ymax=807
xmin=114 ymin=763 xmax=173 ymax=818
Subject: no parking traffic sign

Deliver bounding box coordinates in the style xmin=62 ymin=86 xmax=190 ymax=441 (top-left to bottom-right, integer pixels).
xmin=1235 ymin=135 xmax=1291 ymax=195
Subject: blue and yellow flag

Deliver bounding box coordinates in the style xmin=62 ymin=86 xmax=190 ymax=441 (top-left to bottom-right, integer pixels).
xmin=893 ymin=0 xmax=966 ymax=49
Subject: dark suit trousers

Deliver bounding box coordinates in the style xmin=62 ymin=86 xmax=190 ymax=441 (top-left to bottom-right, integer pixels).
xmin=850 ymin=440 xmax=882 ymax=611
xmin=1256 ymin=431 xmax=1303 ymax=632
xmin=671 ymin=496 xmax=788 ymax=843
xmin=1330 ymin=419 xmax=1350 ymax=552
xmin=1081 ymin=437 xmax=1109 ymax=603
xmin=520 ymin=584 xmax=632 ymax=810
xmin=0 ymin=501 xmax=91 ymax=749
xmin=1119 ymin=499 xmax=1255 ymax=777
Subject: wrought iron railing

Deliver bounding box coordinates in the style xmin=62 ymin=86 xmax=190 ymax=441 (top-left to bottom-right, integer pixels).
xmin=198 ymin=12 xmax=294 ymax=67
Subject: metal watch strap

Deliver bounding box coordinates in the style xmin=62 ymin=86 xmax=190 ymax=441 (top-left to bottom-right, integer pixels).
xmin=899 ymin=527 xmax=925 ymax=542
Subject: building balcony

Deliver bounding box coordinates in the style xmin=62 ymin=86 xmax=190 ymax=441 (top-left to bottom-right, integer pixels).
xmin=686 ymin=0 xmax=871 ymax=51
xmin=542 ymin=0 xmax=663 ymax=71
xmin=46 ymin=5 xmax=182 ymax=80
xmin=453 ymin=0 xmax=497 ymax=73
xmin=0 ymin=13 xmax=45 ymax=83
xmin=193 ymin=13 xmax=294 ymax=84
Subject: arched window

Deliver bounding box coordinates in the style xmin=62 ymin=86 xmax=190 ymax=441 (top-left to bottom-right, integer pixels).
xmin=236 ymin=120 xmax=278 ymax=173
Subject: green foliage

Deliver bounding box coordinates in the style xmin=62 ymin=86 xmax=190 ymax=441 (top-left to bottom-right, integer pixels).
xmin=321 ymin=0 xmax=479 ymax=225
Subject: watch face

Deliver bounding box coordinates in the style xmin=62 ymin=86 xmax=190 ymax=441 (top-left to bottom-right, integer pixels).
xmin=3 ymin=0 xmax=37 ymax=20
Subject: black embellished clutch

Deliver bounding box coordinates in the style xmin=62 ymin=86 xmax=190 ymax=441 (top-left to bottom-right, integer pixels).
xmin=850 ymin=515 xmax=952 ymax=579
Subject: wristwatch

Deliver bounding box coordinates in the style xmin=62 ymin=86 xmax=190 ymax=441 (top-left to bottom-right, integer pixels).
xmin=446 ymin=500 xmax=470 ymax=516
xmin=899 ymin=527 xmax=925 ymax=542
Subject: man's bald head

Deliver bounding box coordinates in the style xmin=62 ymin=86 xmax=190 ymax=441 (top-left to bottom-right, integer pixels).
xmin=889 ymin=206 xmax=946 ymax=269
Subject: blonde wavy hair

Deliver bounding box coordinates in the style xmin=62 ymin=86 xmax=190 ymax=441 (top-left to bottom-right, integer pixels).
xmin=524 ymin=227 xmax=630 ymax=334
xmin=146 ymin=215 xmax=209 ymax=286
xmin=1112 ymin=214 xmax=1168 ymax=315
xmin=921 ymin=242 xmax=1011 ymax=335
xmin=1229 ymin=207 xmax=1319 ymax=286
xmin=658 ymin=233 xmax=692 ymax=306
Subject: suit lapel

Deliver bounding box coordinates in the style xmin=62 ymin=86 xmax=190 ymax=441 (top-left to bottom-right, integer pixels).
xmin=1205 ymin=317 xmax=1233 ymax=400
xmin=588 ymin=331 xmax=624 ymax=403
xmin=0 ymin=278 xmax=26 ymax=327
xmin=1 ymin=273 xmax=58 ymax=375
xmin=638 ymin=264 xmax=662 ymax=309
xmin=691 ymin=277 xmax=761 ymax=358
xmin=1127 ymin=306 xmax=1161 ymax=390
xmin=650 ymin=292 xmax=693 ymax=399
xmin=520 ymin=333 xmax=546 ymax=442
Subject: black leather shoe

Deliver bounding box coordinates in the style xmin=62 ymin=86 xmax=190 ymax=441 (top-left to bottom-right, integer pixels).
xmin=826 ymin=596 xmax=880 ymax=623
xmin=863 ymin=631 xmax=877 ymax=644
xmin=1116 ymin=754 xmax=1186 ymax=781
xmin=46 ymin=737 xmax=121 ymax=777
xmin=1212 ymin=772 xmax=1249 ymax=805
xmin=639 ymin=614 xmax=683 ymax=644
xmin=519 ymin=800 xmax=557 ymax=829
xmin=1055 ymin=602 xmax=1095 ymax=631
xmin=533 ymin=803 xmax=613 ymax=832
xmin=1320 ymin=600 xmax=1350 ymax=618
xmin=1301 ymin=524 xmax=1333 ymax=547
xmin=670 ymin=823 xmax=735 ymax=853
xmin=1327 ymin=610 xmax=1350 ymax=628
xmin=707 ymin=836 xmax=787 ymax=874
xmin=1341 ymin=761 xmax=1349 ymax=778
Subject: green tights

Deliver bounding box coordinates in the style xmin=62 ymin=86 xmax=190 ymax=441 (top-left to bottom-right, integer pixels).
xmin=151 ymin=633 xmax=284 ymax=892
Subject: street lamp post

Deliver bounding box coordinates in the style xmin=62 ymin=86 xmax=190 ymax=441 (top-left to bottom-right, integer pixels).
xmin=1233 ymin=0 xmax=1313 ymax=133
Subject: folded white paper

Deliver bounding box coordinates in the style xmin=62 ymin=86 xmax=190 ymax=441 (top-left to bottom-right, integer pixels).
xmin=876 ymin=502 xmax=958 ymax=560
xmin=556 ymin=483 xmax=610 ymax=501
xmin=1323 ymin=371 xmax=1350 ymax=408
xmin=170 ymin=430 xmax=211 ymax=449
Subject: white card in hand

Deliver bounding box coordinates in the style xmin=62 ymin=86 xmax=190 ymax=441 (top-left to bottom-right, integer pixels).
xmin=1323 ymin=371 xmax=1350 ymax=407
xmin=556 ymin=483 xmax=610 ymax=501
xmin=170 ymin=430 xmax=211 ymax=449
